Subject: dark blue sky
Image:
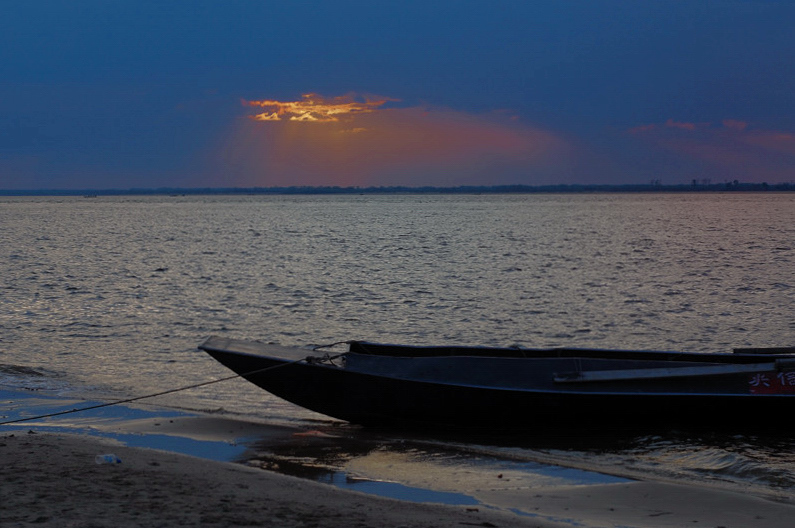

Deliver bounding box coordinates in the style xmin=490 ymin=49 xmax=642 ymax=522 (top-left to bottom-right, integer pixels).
xmin=2 ymin=1 xmax=793 ymax=189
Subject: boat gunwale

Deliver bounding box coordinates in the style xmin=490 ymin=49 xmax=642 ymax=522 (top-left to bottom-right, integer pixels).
xmin=199 ymin=336 xmax=795 ymax=363
xmin=349 ymin=340 xmax=795 ymax=363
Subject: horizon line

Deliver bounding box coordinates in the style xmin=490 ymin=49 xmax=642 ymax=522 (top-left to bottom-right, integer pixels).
xmin=2 ymin=182 xmax=793 ymax=197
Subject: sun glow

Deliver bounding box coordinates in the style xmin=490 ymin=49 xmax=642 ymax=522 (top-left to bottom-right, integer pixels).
xmin=245 ymin=93 xmax=395 ymax=122
xmin=225 ymin=92 xmax=571 ymax=187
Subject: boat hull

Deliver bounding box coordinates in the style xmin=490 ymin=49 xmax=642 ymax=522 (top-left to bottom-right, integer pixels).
xmin=200 ymin=337 xmax=795 ymax=431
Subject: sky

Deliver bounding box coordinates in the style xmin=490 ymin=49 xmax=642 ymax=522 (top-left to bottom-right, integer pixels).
xmin=1 ymin=1 xmax=794 ymax=190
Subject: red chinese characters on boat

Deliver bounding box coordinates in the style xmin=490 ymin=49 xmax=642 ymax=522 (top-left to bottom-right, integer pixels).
xmin=749 ymin=371 xmax=795 ymax=394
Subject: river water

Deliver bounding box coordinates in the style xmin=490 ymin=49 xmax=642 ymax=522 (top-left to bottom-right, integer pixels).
xmin=2 ymin=193 xmax=794 ymax=498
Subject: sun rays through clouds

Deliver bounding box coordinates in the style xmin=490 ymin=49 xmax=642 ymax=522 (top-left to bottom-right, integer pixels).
xmin=245 ymin=93 xmax=398 ymax=123
xmin=222 ymin=92 xmax=571 ymax=187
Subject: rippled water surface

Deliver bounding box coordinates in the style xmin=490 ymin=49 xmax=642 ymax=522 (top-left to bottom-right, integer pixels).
xmin=2 ymin=193 xmax=794 ymax=496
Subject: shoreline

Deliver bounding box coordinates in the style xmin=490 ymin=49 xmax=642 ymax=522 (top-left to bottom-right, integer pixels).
xmin=6 ymin=431 xmax=795 ymax=528
xmin=2 ymin=431 xmax=536 ymax=528
xmin=3 ymin=389 xmax=795 ymax=527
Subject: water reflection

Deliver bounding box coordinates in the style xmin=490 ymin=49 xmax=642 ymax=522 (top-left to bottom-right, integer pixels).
xmin=240 ymin=424 xmax=631 ymax=506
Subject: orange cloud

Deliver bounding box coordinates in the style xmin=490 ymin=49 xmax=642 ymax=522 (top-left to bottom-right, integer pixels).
xmin=665 ymin=119 xmax=700 ymax=131
xmin=722 ymin=119 xmax=748 ymax=131
xmin=221 ymin=93 xmax=571 ymax=187
xmin=629 ymin=123 xmax=658 ymax=134
xmin=630 ymin=119 xmax=711 ymax=135
xmin=742 ymin=130 xmax=795 ymax=156
xmin=244 ymin=93 xmax=397 ymax=122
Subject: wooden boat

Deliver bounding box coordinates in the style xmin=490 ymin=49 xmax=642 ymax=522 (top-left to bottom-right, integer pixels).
xmin=199 ymin=336 xmax=795 ymax=430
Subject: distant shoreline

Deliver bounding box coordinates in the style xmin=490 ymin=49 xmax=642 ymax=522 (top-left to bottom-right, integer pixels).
xmin=2 ymin=182 xmax=794 ymax=197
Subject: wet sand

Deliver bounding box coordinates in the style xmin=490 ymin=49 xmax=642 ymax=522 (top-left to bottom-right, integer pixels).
xmin=2 ymin=431 xmax=541 ymax=528
xmin=2 ymin=391 xmax=795 ymax=527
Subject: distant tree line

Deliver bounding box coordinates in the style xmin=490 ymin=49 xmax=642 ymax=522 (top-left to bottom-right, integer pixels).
xmin=2 ymin=182 xmax=793 ymax=197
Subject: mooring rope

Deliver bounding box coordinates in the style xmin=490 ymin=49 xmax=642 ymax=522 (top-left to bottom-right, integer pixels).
xmin=312 ymin=341 xmax=351 ymax=350
xmin=0 ymin=351 xmax=347 ymax=427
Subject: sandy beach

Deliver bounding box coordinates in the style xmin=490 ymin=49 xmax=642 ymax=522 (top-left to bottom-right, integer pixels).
xmin=3 ymin=411 xmax=795 ymax=528
xmin=3 ymin=431 xmax=543 ymax=528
